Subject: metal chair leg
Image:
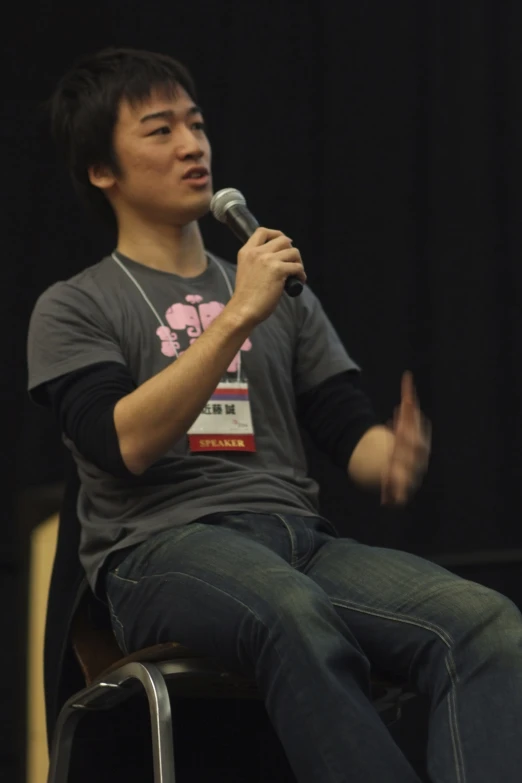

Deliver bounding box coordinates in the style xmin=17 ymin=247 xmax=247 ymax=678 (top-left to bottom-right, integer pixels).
xmin=47 ymin=662 xmax=176 ymax=783
xmin=114 ymin=662 xmax=176 ymax=783
xmin=46 ymin=701 xmax=87 ymax=783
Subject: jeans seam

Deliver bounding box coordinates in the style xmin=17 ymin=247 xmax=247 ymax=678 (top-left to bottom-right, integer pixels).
xmin=125 ymin=569 xmax=265 ymax=620
xmin=294 ymin=525 xmax=314 ymax=569
xmin=331 ymin=598 xmax=455 ymax=650
xmin=108 ymin=571 xmax=139 ymax=585
xmin=272 ymin=513 xmax=299 ymax=567
xmin=331 ymin=597 xmax=466 ymax=783
xmin=445 ymin=656 xmax=466 ymax=783
xmin=106 ymin=591 xmax=129 ymax=656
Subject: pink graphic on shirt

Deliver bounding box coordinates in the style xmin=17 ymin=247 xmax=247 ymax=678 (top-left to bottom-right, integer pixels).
xmin=157 ymin=294 xmax=252 ymax=372
xmin=166 ymin=303 xmax=202 ymax=337
xmin=156 ymin=326 xmax=180 ymax=357
xmin=198 ymin=301 xmax=225 ymax=329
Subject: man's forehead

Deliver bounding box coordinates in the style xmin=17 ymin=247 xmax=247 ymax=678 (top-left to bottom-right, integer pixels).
xmin=118 ymin=86 xmax=195 ymax=121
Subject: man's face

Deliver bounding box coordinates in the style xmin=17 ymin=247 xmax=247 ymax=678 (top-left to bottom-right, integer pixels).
xmin=107 ymin=86 xmax=213 ymax=226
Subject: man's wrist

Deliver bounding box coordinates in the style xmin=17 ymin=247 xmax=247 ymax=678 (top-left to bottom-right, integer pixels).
xmin=347 ymin=425 xmax=396 ymax=489
xmin=223 ymin=297 xmax=259 ymax=333
xmin=219 ymin=300 xmax=256 ymax=337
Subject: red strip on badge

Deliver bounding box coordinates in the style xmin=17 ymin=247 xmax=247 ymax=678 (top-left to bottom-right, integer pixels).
xmin=189 ymin=434 xmax=256 ymax=452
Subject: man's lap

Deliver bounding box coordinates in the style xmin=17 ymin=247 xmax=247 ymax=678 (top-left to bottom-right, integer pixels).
xmin=105 ymin=513 xmax=332 ymax=656
xmin=104 ymin=510 xmax=518 ymax=676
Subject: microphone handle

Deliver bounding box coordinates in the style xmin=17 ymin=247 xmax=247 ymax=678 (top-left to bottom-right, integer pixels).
xmin=226 ymin=205 xmax=303 ymax=298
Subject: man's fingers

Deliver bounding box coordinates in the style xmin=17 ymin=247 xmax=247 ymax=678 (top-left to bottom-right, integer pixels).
xmin=384 ymin=377 xmax=431 ymax=507
xmin=401 ymin=370 xmax=416 ymax=407
xmin=391 ymin=435 xmax=430 ymax=477
xmin=381 ymin=478 xmax=408 ymax=506
xmin=394 ymin=403 xmax=415 ymax=435
xmin=394 ymin=422 xmax=430 ymax=452
xmin=382 ymin=464 xmax=410 ymax=505
xmin=279 ymin=261 xmax=307 ymax=284
xmin=262 ymin=234 xmax=295 ymax=253
xmin=382 ymin=427 xmax=431 ymax=506
xmin=396 ymin=394 xmax=424 ymax=434
xmin=246 ymin=227 xmax=288 ymax=247
xmin=382 ymin=472 xmax=413 ymax=506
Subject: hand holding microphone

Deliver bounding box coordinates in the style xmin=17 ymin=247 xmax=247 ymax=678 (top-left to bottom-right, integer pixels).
xmin=211 ymin=188 xmax=305 ymax=300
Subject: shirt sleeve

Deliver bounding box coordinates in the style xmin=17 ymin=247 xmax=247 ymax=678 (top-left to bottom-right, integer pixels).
xmin=27 ymin=280 xmax=127 ymax=404
xmin=293 ymin=285 xmax=360 ymax=395
xmin=44 ymin=361 xmax=136 ymax=478
xmin=296 ymin=370 xmax=379 ymax=470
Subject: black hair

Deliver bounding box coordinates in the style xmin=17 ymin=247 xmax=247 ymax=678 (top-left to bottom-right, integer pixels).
xmin=49 ymin=47 xmax=197 ymax=228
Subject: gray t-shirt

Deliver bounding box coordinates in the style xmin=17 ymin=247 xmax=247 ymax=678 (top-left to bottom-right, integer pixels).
xmin=27 ymin=252 xmax=357 ymax=592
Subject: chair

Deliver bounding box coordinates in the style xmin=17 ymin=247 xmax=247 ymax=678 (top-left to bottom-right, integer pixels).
xmin=40 ymin=458 xmax=415 ymax=782
xmin=46 ymin=588 xmax=415 ymax=783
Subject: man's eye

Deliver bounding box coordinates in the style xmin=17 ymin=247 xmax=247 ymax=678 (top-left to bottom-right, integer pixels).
xmin=149 ymin=126 xmax=171 ymax=136
xmin=192 ymin=121 xmax=206 ymax=132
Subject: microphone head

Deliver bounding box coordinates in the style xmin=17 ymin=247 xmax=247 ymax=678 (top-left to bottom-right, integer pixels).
xmin=210 ymin=188 xmax=247 ymax=223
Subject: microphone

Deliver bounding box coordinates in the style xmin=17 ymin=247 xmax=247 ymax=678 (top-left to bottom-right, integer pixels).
xmin=210 ymin=188 xmax=303 ymax=298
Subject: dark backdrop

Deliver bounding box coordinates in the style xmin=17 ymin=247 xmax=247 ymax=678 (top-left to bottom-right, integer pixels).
xmin=3 ymin=1 xmax=522 ymax=781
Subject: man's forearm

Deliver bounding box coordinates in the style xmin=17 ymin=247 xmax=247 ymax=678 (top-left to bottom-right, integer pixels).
xmin=114 ymin=303 xmax=253 ymax=475
xmin=347 ymin=425 xmax=395 ymax=490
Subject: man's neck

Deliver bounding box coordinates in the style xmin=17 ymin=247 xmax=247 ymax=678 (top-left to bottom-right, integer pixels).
xmin=116 ymin=218 xmax=207 ymax=277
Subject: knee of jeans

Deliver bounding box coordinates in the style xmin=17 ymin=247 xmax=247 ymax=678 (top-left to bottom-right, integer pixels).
xmin=452 ymin=583 xmax=522 ymax=665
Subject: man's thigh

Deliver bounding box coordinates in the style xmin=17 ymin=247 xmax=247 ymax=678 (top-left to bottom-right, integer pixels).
xmin=304 ymin=537 xmax=516 ymax=679
xmin=104 ymin=517 xmax=324 ymax=665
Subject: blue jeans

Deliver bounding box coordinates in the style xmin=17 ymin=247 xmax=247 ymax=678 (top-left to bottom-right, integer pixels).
xmin=105 ymin=512 xmax=522 ymax=783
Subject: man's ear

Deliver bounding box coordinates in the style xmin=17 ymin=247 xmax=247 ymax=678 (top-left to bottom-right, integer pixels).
xmin=88 ymin=163 xmax=116 ymax=191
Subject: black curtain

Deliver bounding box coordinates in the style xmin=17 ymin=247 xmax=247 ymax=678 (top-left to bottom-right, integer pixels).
xmin=3 ymin=1 xmax=522 ymax=780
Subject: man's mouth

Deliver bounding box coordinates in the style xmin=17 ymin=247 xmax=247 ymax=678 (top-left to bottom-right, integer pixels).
xmin=183 ymin=166 xmax=209 ymax=180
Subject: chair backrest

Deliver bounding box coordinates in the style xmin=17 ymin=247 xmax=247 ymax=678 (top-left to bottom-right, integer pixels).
xmin=43 ymin=457 xmax=125 ymax=735
xmin=44 ymin=458 xmax=86 ymax=742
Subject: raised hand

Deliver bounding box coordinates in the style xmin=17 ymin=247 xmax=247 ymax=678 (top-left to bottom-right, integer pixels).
xmin=381 ymin=371 xmax=431 ymax=506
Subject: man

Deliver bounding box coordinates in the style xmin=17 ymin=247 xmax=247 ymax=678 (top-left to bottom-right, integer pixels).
xmin=28 ymin=48 xmax=522 ymax=782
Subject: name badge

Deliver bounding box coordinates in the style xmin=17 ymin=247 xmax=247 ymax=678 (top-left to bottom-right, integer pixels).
xmin=188 ymin=382 xmax=256 ymax=452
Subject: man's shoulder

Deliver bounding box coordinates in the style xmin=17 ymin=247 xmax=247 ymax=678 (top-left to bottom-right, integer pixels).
xmin=34 ymin=256 xmax=117 ymax=312
xmin=49 ymin=255 xmax=116 ymax=294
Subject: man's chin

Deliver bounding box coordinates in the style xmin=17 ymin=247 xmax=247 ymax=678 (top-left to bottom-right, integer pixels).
xmin=187 ymin=188 xmax=213 ymax=217
xmin=166 ymin=192 xmax=212 ymax=226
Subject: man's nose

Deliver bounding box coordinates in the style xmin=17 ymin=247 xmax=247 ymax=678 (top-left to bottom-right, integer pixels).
xmin=176 ymin=127 xmax=205 ymax=159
